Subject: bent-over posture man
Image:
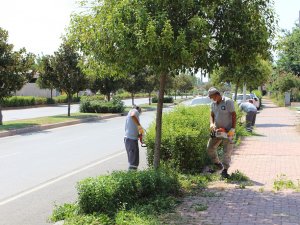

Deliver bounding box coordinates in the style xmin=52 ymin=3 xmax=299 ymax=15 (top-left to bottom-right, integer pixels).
xmin=239 ymin=99 xmax=257 ymax=132
xmin=207 ymin=87 xmax=236 ymax=178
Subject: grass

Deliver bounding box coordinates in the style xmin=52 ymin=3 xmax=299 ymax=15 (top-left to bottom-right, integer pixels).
xmin=0 ymin=113 xmax=100 ymax=132
xmin=273 ymin=174 xmax=300 ymax=192
xmin=226 ymin=170 xmax=253 ymax=188
xmin=193 ymin=203 xmax=208 ymax=211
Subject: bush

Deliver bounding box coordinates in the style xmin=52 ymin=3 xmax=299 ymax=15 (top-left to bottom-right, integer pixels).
xmin=80 ymin=97 xmax=124 ymax=113
xmin=77 ymin=169 xmax=180 ymax=215
xmin=2 ymin=96 xmax=35 ymax=107
xmin=152 ymin=96 xmax=174 ymax=103
xmin=145 ymin=106 xmax=211 ymax=172
xmin=145 ymin=105 xmax=247 ymax=173
xmin=53 ymin=95 xmax=81 ymax=104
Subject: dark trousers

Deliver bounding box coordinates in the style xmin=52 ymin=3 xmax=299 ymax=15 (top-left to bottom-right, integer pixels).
xmin=124 ymin=138 xmax=139 ymax=170
xmin=246 ymin=111 xmax=257 ymax=132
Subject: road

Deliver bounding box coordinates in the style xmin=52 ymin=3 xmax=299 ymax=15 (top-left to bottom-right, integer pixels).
xmin=1 ymin=98 xmax=151 ymax=122
xmin=0 ymin=109 xmax=172 ymax=225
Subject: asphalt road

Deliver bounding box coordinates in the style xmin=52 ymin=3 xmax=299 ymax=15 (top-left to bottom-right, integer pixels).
xmin=0 ymin=109 xmax=171 ymax=225
xmin=2 ymin=98 xmax=151 ymax=122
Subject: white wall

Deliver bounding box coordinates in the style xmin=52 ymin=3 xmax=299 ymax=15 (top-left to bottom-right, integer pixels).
xmin=16 ymin=83 xmax=59 ymax=98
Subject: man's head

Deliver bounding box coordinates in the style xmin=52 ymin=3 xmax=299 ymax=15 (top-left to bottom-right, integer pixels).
xmin=208 ymin=87 xmax=222 ymax=103
xmin=133 ymin=105 xmax=142 ymax=114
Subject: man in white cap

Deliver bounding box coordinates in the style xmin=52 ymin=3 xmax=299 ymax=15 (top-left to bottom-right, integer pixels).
xmin=124 ymin=105 xmax=144 ymax=170
xmin=207 ymin=87 xmax=236 ymax=178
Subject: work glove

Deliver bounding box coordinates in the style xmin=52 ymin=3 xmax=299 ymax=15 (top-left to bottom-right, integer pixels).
xmin=210 ymin=124 xmax=216 ymax=131
xmin=138 ymin=125 xmax=144 ymax=135
xmin=227 ymin=128 xmax=235 ymax=137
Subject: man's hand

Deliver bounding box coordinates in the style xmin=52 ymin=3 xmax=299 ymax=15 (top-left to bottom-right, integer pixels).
xmin=138 ymin=125 xmax=144 ymax=135
xmin=210 ymin=124 xmax=216 ymax=131
xmin=227 ymin=128 xmax=235 ymax=137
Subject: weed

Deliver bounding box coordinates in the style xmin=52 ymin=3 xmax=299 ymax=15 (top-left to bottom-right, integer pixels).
xmin=194 ymin=203 xmax=208 ymax=211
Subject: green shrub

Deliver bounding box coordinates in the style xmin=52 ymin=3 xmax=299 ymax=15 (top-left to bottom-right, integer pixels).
xmin=53 ymin=95 xmax=81 ymax=103
xmin=2 ymin=96 xmax=36 ymax=107
xmin=50 ymin=203 xmax=79 ymax=222
xmin=80 ymin=97 xmax=124 ymax=113
xmin=63 ymin=214 xmax=112 ymax=225
xmin=145 ymin=106 xmax=211 ymax=172
xmin=146 ymin=105 xmax=247 ymax=173
xmin=77 ymin=169 xmax=180 ymax=215
xmin=152 ymin=96 xmax=174 ymax=103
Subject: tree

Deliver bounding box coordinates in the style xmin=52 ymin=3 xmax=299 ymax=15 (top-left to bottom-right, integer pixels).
xmin=36 ymin=55 xmax=57 ymax=99
xmin=142 ymin=69 xmax=158 ymax=105
xmin=177 ymin=73 xmax=195 ymax=98
xmin=68 ymin=0 xmax=275 ymax=169
xmin=123 ymin=71 xmax=145 ymax=106
xmin=211 ymin=57 xmax=272 ymax=99
xmin=0 ymin=28 xmax=35 ymax=124
xmin=52 ymin=42 xmax=86 ymax=116
xmin=277 ymin=27 xmax=300 ymax=76
xmin=212 ymin=0 xmax=276 ymax=98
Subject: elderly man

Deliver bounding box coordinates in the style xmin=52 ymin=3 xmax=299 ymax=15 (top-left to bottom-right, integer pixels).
xmin=124 ymin=105 xmax=144 ymax=170
xmin=207 ymin=87 xmax=236 ymax=178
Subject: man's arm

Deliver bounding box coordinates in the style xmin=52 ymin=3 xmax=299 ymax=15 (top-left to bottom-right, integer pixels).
xmin=210 ymin=111 xmax=215 ymax=130
xmin=130 ymin=111 xmax=143 ymax=134
xmin=131 ymin=111 xmax=141 ymax=127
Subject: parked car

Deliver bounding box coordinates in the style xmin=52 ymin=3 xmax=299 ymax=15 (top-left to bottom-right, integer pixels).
xmin=190 ymin=96 xmax=211 ymax=106
xmin=232 ymin=93 xmax=260 ymax=109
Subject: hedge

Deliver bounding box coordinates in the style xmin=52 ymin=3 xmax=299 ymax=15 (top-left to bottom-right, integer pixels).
xmin=79 ymin=97 xmax=124 ymax=113
xmin=1 ymin=95 xmax=80 ymax=108
xmin=77 ymin=169 xmax=180 ymax=215
xmin=145 ymin=104 xmax=247 ymax=173
xmin=152 ymin=96 xmax=174 ymax=103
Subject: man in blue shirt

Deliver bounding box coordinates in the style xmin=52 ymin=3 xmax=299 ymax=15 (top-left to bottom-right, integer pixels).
xmin=124 ymin=105 xmax=144 ymax=170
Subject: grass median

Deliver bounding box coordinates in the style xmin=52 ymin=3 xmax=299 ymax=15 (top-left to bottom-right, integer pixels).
xmin=0 ymin=113 xmax=102 ymax=132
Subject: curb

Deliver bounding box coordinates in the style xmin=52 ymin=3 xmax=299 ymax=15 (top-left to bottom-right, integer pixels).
xmin=0 ymin=113 xmax=124 ymax=138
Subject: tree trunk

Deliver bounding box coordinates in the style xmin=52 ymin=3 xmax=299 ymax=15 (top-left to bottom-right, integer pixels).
xmin=131 ymin=93 xmax=135 ymax=106
xmin=107 ymin=93 xmax=111 ymax=102
xmin=174 ymin=90 xmax=177 ymax=100
xmin=67 ymin=94 xmax=71 ymax=117
xmin=0 ymin=104 xmax=3 ymax=125
xmin=234 ymin=80 xmax=240 ymax=101
xmin=148 ymin=92 xmax=151 ymax=105
xmin=153 ymin=73 xmax=167 ymax=169
xmin=77 ymin=92 xmax=79 ymax=98
xmin=50 ymin=89 xmax=53 ymax=99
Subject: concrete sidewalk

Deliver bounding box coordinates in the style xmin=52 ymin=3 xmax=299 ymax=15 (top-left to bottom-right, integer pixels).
xmin=175 ymin=98 xmax=300 ymax=225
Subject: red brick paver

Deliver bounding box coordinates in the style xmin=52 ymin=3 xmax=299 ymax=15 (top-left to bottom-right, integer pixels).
xmin=175 ymin=98 xmax=300 ymax=225
xmin=230 ymin=98 xmax=300 ymax=188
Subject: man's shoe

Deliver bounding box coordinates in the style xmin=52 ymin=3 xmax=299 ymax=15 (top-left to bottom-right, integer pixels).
xmin=221 ymin=169 xmax=230 ymax=179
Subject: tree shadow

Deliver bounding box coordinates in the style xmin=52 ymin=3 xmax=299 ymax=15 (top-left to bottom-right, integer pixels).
xmin=0 ymin=123 xmax=39 ymax=131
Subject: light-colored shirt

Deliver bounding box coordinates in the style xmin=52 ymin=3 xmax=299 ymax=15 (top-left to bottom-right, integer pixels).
xmin=239 ymin=102 xmax=257 ymax=113
xmin=125 ymin=109 xmax=140 ymax=140
xmin=211 ymin=96 xmax=235 ymax=131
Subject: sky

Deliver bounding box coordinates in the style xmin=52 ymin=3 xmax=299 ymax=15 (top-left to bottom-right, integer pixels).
xmin=0 ymin=0 xmax=300 ymax=56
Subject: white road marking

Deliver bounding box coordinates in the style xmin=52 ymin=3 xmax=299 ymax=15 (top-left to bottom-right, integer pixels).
xmin=0 ymin=151 xmax=125 ymax=206
xmin=0 ymin=152 xmax=20 ymax=159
